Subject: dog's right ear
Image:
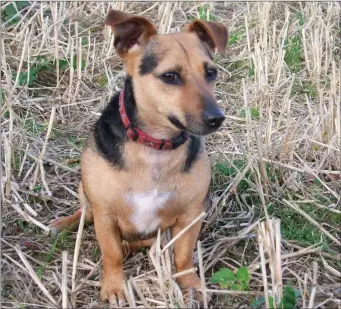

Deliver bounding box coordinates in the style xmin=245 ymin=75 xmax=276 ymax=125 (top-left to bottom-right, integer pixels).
xmin=105 ymin=10 xmax=157 ymax=58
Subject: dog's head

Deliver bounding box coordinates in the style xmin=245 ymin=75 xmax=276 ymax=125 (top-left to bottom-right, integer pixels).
xmin=105 ymin=10 xmax=228 ymax=135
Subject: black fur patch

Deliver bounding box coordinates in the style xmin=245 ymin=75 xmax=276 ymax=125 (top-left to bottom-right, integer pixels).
xmin=139 ymin=53 xmax=158 ymax=75
xmin=168 ymin=114 xmax=187 ymax=131
xmin=183 ymin=135 xmax=202 ymax=173
xmin=94 ymin=77 xmax=137 ymax=169
xmin=204 ymin=187 xmax=212 ymax=209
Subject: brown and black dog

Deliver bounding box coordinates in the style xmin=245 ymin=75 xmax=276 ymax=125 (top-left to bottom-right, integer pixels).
xmin=50 ymin=9 xmax=227 ymax=305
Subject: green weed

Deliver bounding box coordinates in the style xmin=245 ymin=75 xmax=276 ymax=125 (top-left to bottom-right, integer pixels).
xmin=24 ymin=125 xmax=82 ymax=145
xmin=15 ymin=55 xmax=86 ymax=87
xmin=13 ymin=151 xmax=22 ymax=170
xmin=36 ymin=233 xmax=62 ymax=279
xmin=282 ymin=221 xmax=321 ymax=246
xmin=15 ymin=56 xmax=54 ymax=86
xmin=59 ymin=56 xmax=86 ymax=71
xmin=197 ymin=5 xmax=217 ymax=21
xmin=16 ymin=68 xmax=39 ymax=86
xmin=96 ymin=74 xmax=108 ymax=88
xmin=57 ymin=230 xmax=76 ymax=250
xmin=275 ymin=286 xmax=298 ymax=309
xmin=328 ymin=212 xmax=341 ymax=225
xmin=68 ymin=135 xmax=86 ymax=150
xmin=215 ymin=159 xmax=245 ymax=177
xmin=3 ymin=110 xmax=9 ymax=119
xmin=16 ymin=219 xmax=28 ymax=232
xmin=33 ymin=185 xmax=42 ymax=193
xmin=265 ymin=163 xmax=279 ymax=183
xmin=23 ymin=118 xmax=46 ymax=135
xmin=228 ymin=31 xmax=244 ymax=45
xmin=249 ymin=60 xmax=255 ymax=78
xmin=240 ymin=107 xmax=260 ymax=120
xmin=50 ymin=128 xmax=65 ymax=139
xmin=303 ymin=82 xmax=318 ymax=99
xmin=211 ymin=266 xmax=250 ymax=291
xmin=275 ymin=202 xmax=338 ymax=247
xmin=91 ymin=246 xmax=101 ymax=261
xmin=291 ymin=80 xmax=318 ymax=99
xmin=213 ymin=159 xmax=251 ymax=192
xmin=81 ymin=37 xmax=89 ymax=46
xmin=228 ymin=59 xmax=249 ymax=72
xmin=36 ymin=230 xmax=74 ymax=279
xmin=284 ymin=13 xmax=305 ymax=73
xmin=141 ymin=247 xmax=147 ymax=255
xmin=1 ymin=1 xmax=30 ymax=26
xmin=252 ymin=286 xmax=298 ymax=309
xmin=237 ymin=179 xmax=250 ymax=192
xmin=284 ymin=33 xmax=303 ymax=72
xmin=314 ymin=192 xmax=337 ymax=205
xmin=0 ymin=88 xmax=4 ymax=102
xmin=296 ymin=12 xmax=305 ymax=26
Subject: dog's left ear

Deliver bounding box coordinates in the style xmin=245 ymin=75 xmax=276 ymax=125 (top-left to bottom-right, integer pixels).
xmin=105 ymin=10 xmax=157 ymax=58
xmin=184 ymin=20 xmax=228 ymax=56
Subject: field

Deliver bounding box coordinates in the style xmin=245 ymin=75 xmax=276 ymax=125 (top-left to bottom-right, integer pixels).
xmin=1 ymin=1 xmax=340 ymax=308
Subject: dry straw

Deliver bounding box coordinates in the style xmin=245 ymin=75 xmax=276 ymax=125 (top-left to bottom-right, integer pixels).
xmin=1 ymin=1 xmax=340 ymax=308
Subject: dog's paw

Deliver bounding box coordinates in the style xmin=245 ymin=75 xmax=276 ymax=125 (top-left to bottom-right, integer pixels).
xmin=49 ymin=217 xmax=67 ymax=235
xmin=49 ymin=211 xmax=81 ymax=234
xmin=177 ymin=273 xmax=209 ymax=303
xmin=100 ymin=275 xmax=126 ymax=307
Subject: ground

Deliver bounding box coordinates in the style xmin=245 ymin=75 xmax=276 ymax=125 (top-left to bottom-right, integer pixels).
xmin=1 ymin=1 xmax=340 ymax=308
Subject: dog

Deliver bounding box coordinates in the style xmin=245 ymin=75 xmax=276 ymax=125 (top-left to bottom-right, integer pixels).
xmin=50 ymin=9 xmax=227 ymax=305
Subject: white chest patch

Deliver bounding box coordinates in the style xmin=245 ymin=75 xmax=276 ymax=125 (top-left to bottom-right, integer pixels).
xmin=126 ymin=189 xmax=172 ymax=234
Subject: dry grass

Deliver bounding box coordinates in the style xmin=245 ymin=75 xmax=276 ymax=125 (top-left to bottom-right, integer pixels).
xmin=1 ymin=1 xmax=340 ymax=308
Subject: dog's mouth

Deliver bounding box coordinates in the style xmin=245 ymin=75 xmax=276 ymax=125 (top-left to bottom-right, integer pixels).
xmin=168 ymin=114 xmax=224 ymax=136
xmin=168 ymin=115 xmax=187 ymax=131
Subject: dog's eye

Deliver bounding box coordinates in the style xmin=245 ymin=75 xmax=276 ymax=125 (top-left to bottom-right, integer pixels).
xmin=206 ymin=68 xmax=218 ymax=82
xmin=161 ymin=72 xmax=182 ymax=85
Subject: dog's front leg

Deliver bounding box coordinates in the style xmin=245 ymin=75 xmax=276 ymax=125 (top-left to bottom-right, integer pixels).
xmin=172 ymin=212 xmax=202 ymax=299
xmin=93 ymin=212 xmax=125 ymax=305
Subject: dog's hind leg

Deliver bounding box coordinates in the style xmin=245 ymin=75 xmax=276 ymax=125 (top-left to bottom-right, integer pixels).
xmin=49 ymin=182 xmax=93 ymax=234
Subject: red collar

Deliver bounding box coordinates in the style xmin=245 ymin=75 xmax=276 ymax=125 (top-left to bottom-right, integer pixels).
xmin=119 ymin=90 xmax=189 ymax=150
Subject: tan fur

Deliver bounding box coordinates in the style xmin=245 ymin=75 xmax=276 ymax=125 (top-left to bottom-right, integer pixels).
xmin=50 ymin=10 xmax=228 ymax=305
xmin=82 ymin=137 xmax=209 ymax=302
xmin=132 ymin=33 xmax=218 ymax=138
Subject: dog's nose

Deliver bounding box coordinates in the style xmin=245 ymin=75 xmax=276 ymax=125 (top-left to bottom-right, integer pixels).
xmin=203 ymin=108 xmax=225 ymax=129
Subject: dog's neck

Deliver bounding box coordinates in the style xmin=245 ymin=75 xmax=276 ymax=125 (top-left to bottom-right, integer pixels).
xmin=124 ymin=77 xmax=183 ymax=141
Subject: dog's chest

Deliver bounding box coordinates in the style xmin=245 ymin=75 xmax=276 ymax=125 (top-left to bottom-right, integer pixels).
xmin=126 ymin=189 xmax=173 ymax=233
xmin=124 ymin=150 xmax=177 ymax=234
